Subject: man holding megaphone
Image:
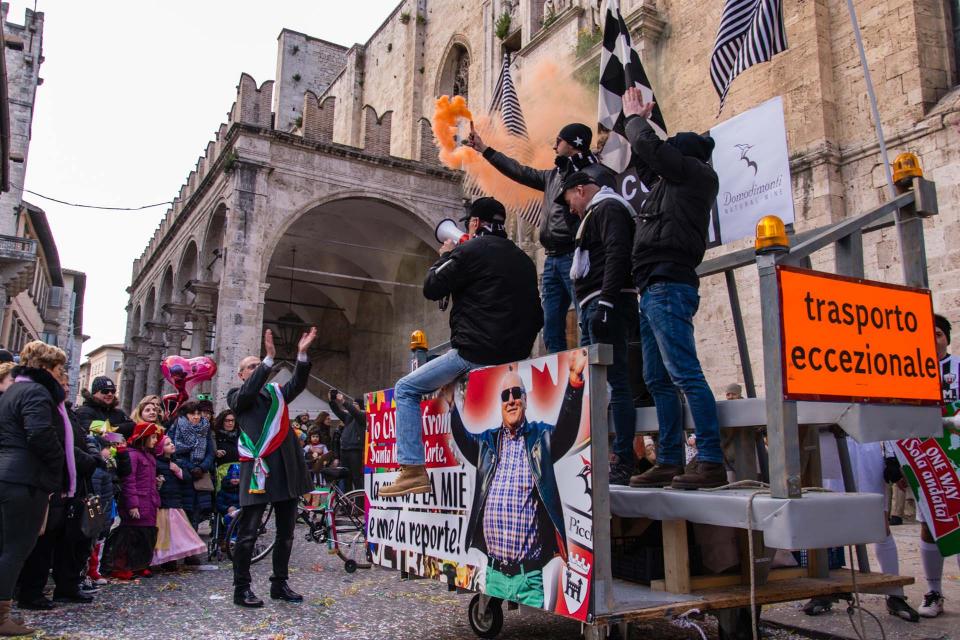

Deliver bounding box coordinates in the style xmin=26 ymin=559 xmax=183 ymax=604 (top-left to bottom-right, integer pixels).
xmin=380 ymin=198 xmax=543 ymax=497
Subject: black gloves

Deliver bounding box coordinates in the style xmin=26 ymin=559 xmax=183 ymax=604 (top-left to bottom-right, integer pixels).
xmin=590 ymin=302 xmax=617 ymax=344
xmin=883 ymin=456 xmax=903 ymax=484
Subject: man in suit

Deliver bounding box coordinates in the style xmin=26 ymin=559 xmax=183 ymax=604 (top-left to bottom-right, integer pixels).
xmin=228 ymin=327 xmax=316 ymax=608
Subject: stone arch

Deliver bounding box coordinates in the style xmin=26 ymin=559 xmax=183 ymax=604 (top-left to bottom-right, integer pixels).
xmin=143 ymin=286 xmax=157 ymax=327
xmin=176 ymin=240 xmax=200 ymax=301
xmin=157 ymin=264 xmax=175 ymax=312
xmin=435 ymin=37 xmax=472 ymax=101
xmin=130 ymin=304 xmax=142 ymax=338
xmin=200 ymin=203 xmax=228 ymax=284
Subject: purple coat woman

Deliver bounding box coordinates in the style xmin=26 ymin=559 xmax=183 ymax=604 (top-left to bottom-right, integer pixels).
xmin=101 ymin=422 xmax=162 ymax=578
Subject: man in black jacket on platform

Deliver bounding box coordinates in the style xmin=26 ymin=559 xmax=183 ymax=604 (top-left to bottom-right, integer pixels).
xmin=466 ymin=123 xmax=613 ymax=353
xmin=380 ymin=197 xmax=543 ymax=497
xmin=227 ymin=327 xmax=316 ymax=608
xmin=620 ymin=86 xmax=725 ymax=491
xmin=558 ymin=171 xmax=639 ymax=485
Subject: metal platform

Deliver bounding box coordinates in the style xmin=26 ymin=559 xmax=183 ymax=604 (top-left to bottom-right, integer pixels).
xmin=609 ymin=487 xmax=886 ymax=549
xmin=633 ymin=397 xmax=943 ymax=443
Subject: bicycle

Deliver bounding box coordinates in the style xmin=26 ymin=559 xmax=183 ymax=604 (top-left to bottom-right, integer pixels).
xmin=224 ymin=503 xmax=275 ymax=564
xmin=298 ymin=468 xmax=371 ymax=573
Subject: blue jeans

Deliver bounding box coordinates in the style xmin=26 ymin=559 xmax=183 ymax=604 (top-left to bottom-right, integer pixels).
xmin=638 ymin=282 xmax=722 ymax=465
xmin=580 ymin=294 xmax=638 ymax=464
xmin=542 ymin=253 xmax=576 ymax=353
xmin=394 ymin=349 xmax=478 ymax=465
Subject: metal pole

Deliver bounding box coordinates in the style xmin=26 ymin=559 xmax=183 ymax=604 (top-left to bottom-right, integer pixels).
xmin=724 ymin=270 xmax=756 ymax=397
xmin=757 ymin=252 xmax=801 ymax=498
xmin=834 ymin=430 xmax=871 ymax=572
xmin=845 ymin=0 xmax=919 ymax=288
xmin=588 ymin=343 xmax=615 ymax=617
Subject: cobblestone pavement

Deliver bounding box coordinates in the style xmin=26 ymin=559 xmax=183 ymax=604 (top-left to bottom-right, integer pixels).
xmin=15 ymin=522 xmax=815 ymax=640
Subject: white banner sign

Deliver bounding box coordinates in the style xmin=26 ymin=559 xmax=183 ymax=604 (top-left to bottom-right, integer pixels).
xmin=708 ymin=96 xmax=794 ymax=245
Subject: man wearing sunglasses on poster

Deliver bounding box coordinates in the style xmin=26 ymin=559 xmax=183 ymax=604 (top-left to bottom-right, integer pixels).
xmin=380 ymin=197 xmax=543 ymax=498
xmin=446 ymin=349 xmax=587 ymax=608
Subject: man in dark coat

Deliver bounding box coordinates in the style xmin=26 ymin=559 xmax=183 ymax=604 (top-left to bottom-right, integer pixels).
xmin=76 ymin=377 xmax=135 ymax=439
xmin=620 ymin=87 xmax=724 ymax=491
xmin=380 ymin=198 xmax=543 ymax=497
xmin=328 ymin=389 xmax=364 ymax=491
xmin=227 ymin=327 xmax=316 ymax=608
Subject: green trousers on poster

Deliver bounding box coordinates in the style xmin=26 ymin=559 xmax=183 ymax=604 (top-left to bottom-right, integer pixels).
xmin=484 ymin=564 xmax=544 ymax=608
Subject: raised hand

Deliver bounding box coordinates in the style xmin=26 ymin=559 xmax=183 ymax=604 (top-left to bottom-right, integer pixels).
xmin=623 ymin=86 xmax=655 ymax=119
xmin=569 ymin=348 xmax=588 ymax=386
xmin=298 ymin=326 xmax=318 ymax=355
xmin=264 ymin=329 xmax=277 ymax=360
xmin=464 ymin=121 xmax=487 ymax=153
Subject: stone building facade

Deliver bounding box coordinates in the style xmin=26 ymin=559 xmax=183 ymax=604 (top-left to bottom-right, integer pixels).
xmin=124 ymin=0 xmax=960 ymax=410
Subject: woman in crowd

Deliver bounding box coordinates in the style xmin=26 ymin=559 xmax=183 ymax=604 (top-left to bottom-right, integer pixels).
xmin=131 ymin=395 xmax=165 ymax=429
xmin=0 ymin=362 xmax=16 ymax=396
xmin=168 ymin=401 xmax=216 ymax=530
xmin=0 ymin=342 xmax=68 ymax=635
xmin=101 ymin=422 xmax=161 ymax=580
xmin=213 ymin=409 xmax=239 ymax=465
xmin=16 ymin=344 xmax=102 ymax=612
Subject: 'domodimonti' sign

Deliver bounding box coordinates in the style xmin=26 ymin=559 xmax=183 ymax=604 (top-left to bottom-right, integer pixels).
xmin=777 ymin=265 xmax=941 ymax=404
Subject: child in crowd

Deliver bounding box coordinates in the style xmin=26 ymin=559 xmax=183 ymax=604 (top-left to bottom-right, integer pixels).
xmin=101 ymin=422 xmax=162 ymax=580
xmin=304 ymin=427 xmax=332 ymax=486
xmin=86 ymin=434 xmax=118 ymax=585
xmin=154 ymin=436 xmax=206 ymax=568
xmin=216 ymin=463 xmax=241 ymax=546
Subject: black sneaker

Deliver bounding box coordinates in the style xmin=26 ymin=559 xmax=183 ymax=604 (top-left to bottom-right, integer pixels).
xmin=888 ymin=515 xmax=904 ymax=526
xmin=801 ymin=596 xmax=834 ymax=616
xmin=609 ymin=459 xmax=635 ymax=486
xmin=887 ymin=595 xmax=920 ymax=622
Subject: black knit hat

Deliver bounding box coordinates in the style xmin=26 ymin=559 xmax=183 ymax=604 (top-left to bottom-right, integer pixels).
xmin=557 ymin=123 xmax=592 ymax=152
xmin=91 ymin=376 xmax=116 ymax=394
xmin=554 ymin=170 xmax=597 ymax=206
xmin=666 ymin=132 xmax=716 ymax=162
xmin=935 ymin=314 xmax=951 ymax=345
xmin=466 ymin=197 xmax=507 ymax=224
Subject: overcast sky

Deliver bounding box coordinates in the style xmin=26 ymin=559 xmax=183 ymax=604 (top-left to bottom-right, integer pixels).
xmin=5 ymin=0 xmax=400 ymax=357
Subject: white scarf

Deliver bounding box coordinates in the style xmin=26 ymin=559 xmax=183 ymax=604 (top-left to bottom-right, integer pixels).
xmin=570 ymin=187 xmax=637 ymax=281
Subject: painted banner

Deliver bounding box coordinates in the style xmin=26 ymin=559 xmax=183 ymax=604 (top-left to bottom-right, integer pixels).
xmin=364 ymin=349 xmax=594 ymax=621
xmin=895 ymin=401 xmax=960 ymax=555
xmin=777 ymin=265 xmax=941 ymax=404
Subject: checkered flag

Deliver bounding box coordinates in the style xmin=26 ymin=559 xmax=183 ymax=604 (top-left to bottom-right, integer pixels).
xmin=710 ymin=0 xmax=788 ymax=113
xmin=598 ymin=0 xmax=667 ymax=174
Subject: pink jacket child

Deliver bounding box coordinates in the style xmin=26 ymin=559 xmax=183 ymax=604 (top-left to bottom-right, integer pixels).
xmin=120 ymin=441 xmax=161 ymax=527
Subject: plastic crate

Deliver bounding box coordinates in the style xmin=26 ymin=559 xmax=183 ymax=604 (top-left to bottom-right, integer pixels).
xmin=792 ymin=547 xmax=846 ymax=570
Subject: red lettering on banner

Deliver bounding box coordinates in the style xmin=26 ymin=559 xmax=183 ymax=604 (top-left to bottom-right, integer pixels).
xmin=364 ymin=397 xmax=457 ymax=470
xmin=897 ymin=440 xmax=960 ymax=539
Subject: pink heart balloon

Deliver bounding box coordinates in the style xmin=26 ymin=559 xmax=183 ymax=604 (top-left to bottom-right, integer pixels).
xmin=161 ymin=355 xmax=218 ymax=394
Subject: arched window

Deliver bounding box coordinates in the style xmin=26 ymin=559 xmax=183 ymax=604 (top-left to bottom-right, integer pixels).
xmin=438 ymin=43 xmax=470 ymax=101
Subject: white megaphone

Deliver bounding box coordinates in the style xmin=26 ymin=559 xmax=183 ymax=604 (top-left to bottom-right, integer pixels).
xmin=435 ymin=218 xmax=469 ymax=245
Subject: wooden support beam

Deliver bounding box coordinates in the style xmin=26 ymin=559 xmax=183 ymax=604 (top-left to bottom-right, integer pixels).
xmin=662 ymin=520 xmax=691 ymax=594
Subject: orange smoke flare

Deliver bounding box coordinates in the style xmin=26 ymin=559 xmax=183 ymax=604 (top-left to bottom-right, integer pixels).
xmin=431 ymin=61 xmax=597 ymax=214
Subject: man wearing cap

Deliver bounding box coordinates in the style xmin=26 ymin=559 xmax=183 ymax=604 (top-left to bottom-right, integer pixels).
xmin=76 ymin=376 xmax=136 ymax=439
xmin=621 ymin=86 xmax=725 ymax=490
xmin=380 ymin=197 xmax=543 ymax=497
xmin=465 ymin=123 xmax=612 ymax=354
xmin=558 ymin=171 xmax=639 ymax=485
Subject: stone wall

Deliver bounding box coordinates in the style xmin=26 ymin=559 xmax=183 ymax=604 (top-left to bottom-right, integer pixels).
xmin=273 ymin=29 xmax=348 ymax=132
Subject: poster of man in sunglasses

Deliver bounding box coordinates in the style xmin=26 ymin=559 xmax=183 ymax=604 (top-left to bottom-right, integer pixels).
xmin=448 ymin=348 xmax=591 ymax=614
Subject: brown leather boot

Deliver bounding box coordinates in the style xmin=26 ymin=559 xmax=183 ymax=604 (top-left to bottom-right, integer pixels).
xmin=379 ymin=465 xmax=431 ymax=497
xmin=629 ymin=464 xmax=683 ymax=488
xmin=0 ymin=600 xmax=34 ymax=636
xmin=670 ymin=460 xmax=727 ymax=490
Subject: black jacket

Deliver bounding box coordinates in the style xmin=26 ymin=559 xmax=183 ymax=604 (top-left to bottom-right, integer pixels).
xmin=156 ymin=456 xmax=186 ymax=510
xmin=625 ymin=116 xmax=719 ymax=287
xmin=0 ymin=366 xmax=66 ymax=493
xmin=330 ymin=398 xmax=365 ymax=452
xmin=215 ymin=429 xmax=240 ymax=465
xmin=423 ymin=233 xmax=543 ymax=366
xmin=76 ymin=389 xmax=135 ymax=439
xmin=571 ymin=192 xmax=636 ymax=309
xmin=482 ymin=148 xmax=579 ymax=255
xmin=227 ymin=360 xmax=313 ymax=507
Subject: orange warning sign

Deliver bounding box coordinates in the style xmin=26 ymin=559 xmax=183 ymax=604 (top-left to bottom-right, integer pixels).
xmin=777 ymin=265 xmax=941 ymax=404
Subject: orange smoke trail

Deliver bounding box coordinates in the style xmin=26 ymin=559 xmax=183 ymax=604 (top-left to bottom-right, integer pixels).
xmin=432 ymin=61 xmax=597 ymax=213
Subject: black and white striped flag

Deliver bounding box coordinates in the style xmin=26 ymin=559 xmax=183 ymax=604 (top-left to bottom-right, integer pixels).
xmin=710 ymin=0 xmax=787 ymax=113
xmin=598 ymin=0 xmax=667 ymax=174
xmin=467 ymin=53 xmax=542 ymax=227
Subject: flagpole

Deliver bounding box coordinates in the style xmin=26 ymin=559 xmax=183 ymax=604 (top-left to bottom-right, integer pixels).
xmin=844 ymin=0 xmax=896 ymax=200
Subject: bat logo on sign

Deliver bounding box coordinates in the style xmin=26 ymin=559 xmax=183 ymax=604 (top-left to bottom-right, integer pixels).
xmin=734 ymin=143 xmax=759 ymax=176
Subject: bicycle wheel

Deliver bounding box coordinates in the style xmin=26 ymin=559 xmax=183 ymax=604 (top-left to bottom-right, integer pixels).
xmin=226 ymin=504 xmax=276 ymax=564
xmin=331 ymin=489 xmax=371 ymax=569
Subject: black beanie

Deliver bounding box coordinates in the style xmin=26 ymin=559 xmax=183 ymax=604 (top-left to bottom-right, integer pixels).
xmin=667 ymin=132 xmax=716 ymax=162
xmin=91 ymin=376 xmax=117 ymax=394
xmin=467 ymin=197 xmax=506 ymax=223
xmin=557 ymin=123 xmax=592 ymax=152
xmin=935 ymin=314 xmax=951 ymax=345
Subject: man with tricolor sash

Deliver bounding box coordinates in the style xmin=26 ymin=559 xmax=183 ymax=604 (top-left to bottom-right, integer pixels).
xmin=227 ymin=327 xmax=317 ymax=608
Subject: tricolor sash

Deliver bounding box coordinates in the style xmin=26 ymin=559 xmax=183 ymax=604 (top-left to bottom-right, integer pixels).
xmin=238 ymin=383 xmax=290 ymax=494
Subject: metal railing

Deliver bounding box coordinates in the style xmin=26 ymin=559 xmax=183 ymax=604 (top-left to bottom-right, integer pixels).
xmin=0 ymin=233 xmax=36 ymax=260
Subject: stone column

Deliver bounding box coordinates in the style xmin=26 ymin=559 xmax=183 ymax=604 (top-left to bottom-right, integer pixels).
xmin=131 ymin=335 xmax=148 ymax=405
xmin=163 ymin=302 xmax=191 ymax=358
xmin=187 ymin=281 xmax=218 ymax=357
xmin=119 ymin=348 xmax=138 ymax=413
xmin=144 ymin=321 xmax=168 ymax=398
